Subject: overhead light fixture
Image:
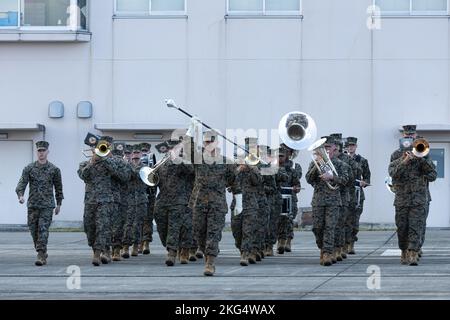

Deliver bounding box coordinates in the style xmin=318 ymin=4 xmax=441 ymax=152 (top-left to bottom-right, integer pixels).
xmin=133 ymin=133 xmax=163 ymax=141
xmin=0 ymin=133 xmax=8 ymax=139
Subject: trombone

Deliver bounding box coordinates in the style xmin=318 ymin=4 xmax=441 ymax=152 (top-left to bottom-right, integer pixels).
xmin=139 ymin=142 xmax=183 ymax=186
xmin=139 ymin=154 xmax=170 ymax=186
xmin=410 ymin=138 xmax=430 ymax=158
xmin=307 ymin=138 xmax=339 ymax=190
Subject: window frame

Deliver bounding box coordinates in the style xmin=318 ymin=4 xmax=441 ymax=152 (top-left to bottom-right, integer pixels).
xmin=374 ymin=0 xmax=449 ymax=16
xmin=226 ymin=0 xmax=302 ymax=16
xmin=0 ymin=0 xmax=88 ymax=31
xmin=114 ymin=0 xmax=187 ymax=16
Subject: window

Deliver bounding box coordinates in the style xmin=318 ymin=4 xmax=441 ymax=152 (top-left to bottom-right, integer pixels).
xmin=227 ymin=0 xmax=301 ymax=15
xmin=0 ymin=0 xmax=19 ymax=27
xmin=115 ymin=0 xmax=186 ymax=15
xmin=375 ymin=0 xmax=449 ymax=15
xmin=0 ymin=0 xmax=88 ymax=30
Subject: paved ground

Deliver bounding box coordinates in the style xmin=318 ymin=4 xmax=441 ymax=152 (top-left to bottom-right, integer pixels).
xmin=0 ymin=230 xmax=449 ymax=300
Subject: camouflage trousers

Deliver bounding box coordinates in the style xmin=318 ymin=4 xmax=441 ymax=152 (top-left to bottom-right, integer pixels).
xmin=83 ymin=203 xmax=111 ymax=251
xmin=345 ymin=204 xmax=356 ymax=245
xmin=334 ymin=205 xmax=349 ymax=248
xmin=27 ymin=208 xmax=53 ymax=252
xmin=277 ymin=215 xmax=291 ymax=241
xmin=231 ymin=209 xmax=258 ymax=254
xmin=110 ymin=203 xmax=126 ymax=250
xmin=420 ymin=202 xmax=430 ymax=248
xmin=142 ymin=197 xmax=155 ymax=243
xmin=287 ymin=201 xmax=298 ymax=240
xmin=395 ymin=205 xmax=426 ymax=251
xmin=265 ymin=195 xmax=281 ymax=247
xmin=192 ymin=204 xmax=227 ymax=257
xmin=350 ymin=201 xmax=364 ymax=242
xmin=256 ymin=196 xmax=270 ymax=251
xmin=155 ymin=204 xmax=193 ymax=251
xmin=312 ymin=206 xmax=338 ymax=254
xmin=123 ymin=203 xmax=147 ymax=246
xmin=278 ymin=200 xmax=297 ymax=241
xmin=190 ymin=209 xmax=198 ymax=251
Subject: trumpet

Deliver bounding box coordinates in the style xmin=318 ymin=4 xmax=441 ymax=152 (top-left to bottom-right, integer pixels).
xmin=94 ymin=140 xmax=111 ymax=157
xmin=307 ymin=138 xmax=339 ymax=190
xmin=81 ymin=132 xmax=111 ymax=158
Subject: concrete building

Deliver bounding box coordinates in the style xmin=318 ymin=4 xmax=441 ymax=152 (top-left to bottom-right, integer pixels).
xmin=1 ymin=0 xmax=449 ymax=227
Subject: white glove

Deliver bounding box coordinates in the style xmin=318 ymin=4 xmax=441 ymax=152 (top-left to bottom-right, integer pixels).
xmin=233 ymin=194 xmax=243 ymax=216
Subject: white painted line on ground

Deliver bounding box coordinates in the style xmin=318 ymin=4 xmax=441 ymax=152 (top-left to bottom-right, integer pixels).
xmin=381 ymin=249 xmax=402 ymax=256
xmin=223 ymin=266 xmax=246 ymax=274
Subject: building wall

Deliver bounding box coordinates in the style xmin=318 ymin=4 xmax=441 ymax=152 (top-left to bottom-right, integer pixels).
xmin=0 ymin=0 xmax=449 ymax=225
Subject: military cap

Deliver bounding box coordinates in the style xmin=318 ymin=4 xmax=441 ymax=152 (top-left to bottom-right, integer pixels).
xmin=330 ymin=133 xmax=342 ymax=141
xmin=124 ymin=144 xmax=132 ymax=154
xmin=36 ymin=141 xmax=49 ymax=151
xmin=346 ymin=137 xmax=358 ymax=145
xmin=402 ymin=125 xmax=417 ymax=134
xmin=203 ymin=130 xmax=217 ymax=142
xmin=140 ymin=142 xmax=151 ymax=152
xmin=100 ymin=136 xmax=114 ymax=144
xmin=321 ymin=136 xmax=336 ymax=146
xmin=278 ymin=146 xmax=288 ymax=155
xmin=279 ymin=142 xmax=294 ymax=153
xmin=156 ymin=141 xmax=169 ymax=154
xmin=131 ymin=144 xmax=142 ymax=152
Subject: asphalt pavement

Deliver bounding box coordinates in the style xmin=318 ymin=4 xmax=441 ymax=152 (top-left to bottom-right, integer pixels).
xmin=0 ymin=229 xmax=449 ymax=300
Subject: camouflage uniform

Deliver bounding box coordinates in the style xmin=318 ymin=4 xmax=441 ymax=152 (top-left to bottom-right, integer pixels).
xmin=348 ymin=154 xmax=370 ymax=244
xmin=288 ymin=163 xmax=302 ymax=241
xmin=110 ymin=156 xmax=131 ymax=252
xmin=191 ymin=155 xmax=236 ymax=258
xmin=388 ymin=154 xmax=436 ymax=253
xmin=262 ymin=171 xmax=282 ymax=251
xmin=230 ymin=166 xmax=261 ymax=259
xmin=277 ymin=161 xmax=300 ymax=246
xmin=123 ymin=162 xmax=148 ymax=247
xmin=305 ymin=157 xmax=349 ymax=255
xmin=253 ymin=176 xmax=269 ymax=256
xmin=142 ymin=186 xmax=156 ymax=244
xmin=335 ymin=153 xmax=355 ymax=254
xmin=183 ymin=173 xmax=196 ymax=254
xmin=78 ymin=158 xmax=117 ymax=251
xmin=420 ymin=182 xmax=432 ymax=249
xmin=154 ymin=159 xmax=194 ymax=252
xmin=16 ymin=161 xmax=63 ymax=253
